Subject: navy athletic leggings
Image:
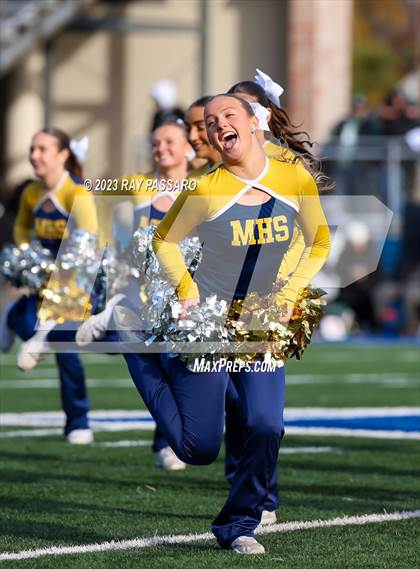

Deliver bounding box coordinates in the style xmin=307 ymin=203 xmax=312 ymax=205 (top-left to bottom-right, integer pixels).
xmin=7 ymin=295 xmax=90 ymax=435
xmin=123 ymin=351 xmax=285 ymax=548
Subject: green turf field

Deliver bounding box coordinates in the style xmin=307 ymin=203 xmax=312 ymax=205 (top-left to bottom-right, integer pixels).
xmin=1 ymin=343 xmax=419 ymax=568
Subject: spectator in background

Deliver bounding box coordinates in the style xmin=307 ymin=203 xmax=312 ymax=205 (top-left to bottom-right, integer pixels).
xmin=150 ymin=79 xmax=185 ymax=133
xmin=378 ymin=90 xmax=420 ymax=136
xmin=335 ymin=221 xmax=380 ymax=332
xmin=397 ymin=200 xmax=420 ymax=334
xmin=373 ymin=90 xmax=420 ymax=335
xmin=378 ymin=89 xmax=420 ymax=217
xmin=325 ymin=94 xmax=380 ymax=196
xmin=333 ymin=94 xmax=379 ymax=140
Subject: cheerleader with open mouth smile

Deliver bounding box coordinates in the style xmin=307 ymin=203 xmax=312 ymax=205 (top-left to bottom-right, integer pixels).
xmin=123 ymin=93 xmax=330 ymax=554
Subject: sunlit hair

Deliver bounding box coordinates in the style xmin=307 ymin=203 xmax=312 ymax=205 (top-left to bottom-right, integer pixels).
xmin=204 ymin=93 xmax=255 ymax=120
xmin=227 ymin=82 xmax=333 ymax=192
xmin=228 ymin=81 xmax=312 ymax=152
xmin=38 ymin=128 xmax=83 ymax=180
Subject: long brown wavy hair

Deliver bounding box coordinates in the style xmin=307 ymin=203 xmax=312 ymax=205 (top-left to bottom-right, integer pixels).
xmin=227 ymin=81 xmax=333 ymax=192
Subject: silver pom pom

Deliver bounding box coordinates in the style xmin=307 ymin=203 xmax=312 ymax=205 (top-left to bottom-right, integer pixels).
xmin=0 ymin=241 xmax=55 ymax=290
xmin=132 ymin=225 xmax=202 ymax=331
xmin=130 ymin=225 xmax=326 ymax=367
xmin=133 ymin=226 xmax=202 ymax=282
xmin=59 ymin=229 xmax=100 ymax=291
xmin=96 ymin=245 xmax=141 ymax=310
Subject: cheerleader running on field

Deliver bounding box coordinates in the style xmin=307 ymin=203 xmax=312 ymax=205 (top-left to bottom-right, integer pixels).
xmin=122 ymin=94 xmax=330 ymax=554
xmin=0 ymin=128 xmax=97 ymax=444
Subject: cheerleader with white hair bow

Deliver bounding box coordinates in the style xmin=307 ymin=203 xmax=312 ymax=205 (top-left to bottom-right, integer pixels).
xmin=228 ymin=68 xmax=315 ymax=160
xmin=0 ymin=128 xmax=97 ymax=445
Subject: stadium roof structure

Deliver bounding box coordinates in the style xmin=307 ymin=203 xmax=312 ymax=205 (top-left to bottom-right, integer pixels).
xmin=0 ymin=0 xmax=95 ymax=76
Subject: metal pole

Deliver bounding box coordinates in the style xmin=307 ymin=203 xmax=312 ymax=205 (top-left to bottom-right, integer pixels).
xmin=387 ymin=137 xmax=403 ymax=238
xmin=44 ymin=39 xmax=53 ymax=128
xmin=199 ymin=0 xmax=208 ymax=96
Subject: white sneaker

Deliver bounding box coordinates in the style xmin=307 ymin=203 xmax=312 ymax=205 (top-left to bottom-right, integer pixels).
xmin=155 ymin=446 xmax=187 ymax=471
xmin=0 ymin=300 xmax=17 ymax=352
xmin=260 ymin=509 xmax=277 ymax=525
xmin=66 ymin=428 xmax=94 ymax=445
xmin=76 ymin=293 xmax=125 ymax=346
xmin=231 ymin=536 xmax=265 ymax=555
xmin=17 ymin=320 xmax=55 ymax=371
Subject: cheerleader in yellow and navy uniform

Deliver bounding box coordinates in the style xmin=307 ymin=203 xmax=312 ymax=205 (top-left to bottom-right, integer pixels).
xmin=77 ymin=120 xmax=195 ymax=469
xmin=186 ymin=85 xmax=318 ymax=525
xmin=186 ymin=94 xmax=282 ymax=524
xmin=3 ymin=128 xmax=97 ymax=444
xmin=122 ymin=94 xmax=330 ymax=554
xmin=222 ymin=74 xmax=332 ymax=523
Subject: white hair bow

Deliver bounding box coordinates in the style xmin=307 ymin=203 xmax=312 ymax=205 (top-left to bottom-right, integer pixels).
xmin=70 ymin=136 xmax=89 ymax=163
xmin=254 ymin=68 xmax=284 ymax=108
xmin=150 ymin=79 xmax=178 ymax=110
xmin=249 ymin=102 xmax=271 ymax=132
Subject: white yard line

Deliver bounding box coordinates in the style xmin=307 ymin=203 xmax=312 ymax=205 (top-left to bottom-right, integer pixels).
xmin=0 ymin=430 xmax=337 ymax=453
xmin=286 ymin=427 xmax=420 ymax=440
xmin=95 ymin=440 xmax=151 ymax=448
xmin=0 ymin=378 xmax=133 ymax=389
xmin=93 ymin=441 xmax=335 ymax=453
xmin=286 ymin=373 xmax=417 ymax=385
xmin=0 ymin=510 xmax=418 ymax=562
xmin=0 ymin=409 xmax=152 ymax=427
xmin=285 ymin=407 xmax=420 ymax=417
xmin=310 ymin=350 xmax=419 ymax=363
xmin=280 ymin=446 xmax=335 ymax=454
xmin=0 ymin=373 xmax=418 ymax=389
xmin=0 ymin=428 xmax=62 ymax=438
xmin=6 ymin=368 xmax=58 ymax=378
xmin=1 ymin=408 xmax=418 ymax=439
xmin=1 ymin=407 xmax=418 ymax=425
xmin=0 ymin=354 xmax=115 ymax=366
xmin=1 ymin=425 xmax=416 ymax=439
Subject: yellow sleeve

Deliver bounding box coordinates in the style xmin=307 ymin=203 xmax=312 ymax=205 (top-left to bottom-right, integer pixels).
xmin=70 ymin=185 xmax=98 ymax=235
xmin=278 ymin=166 xmax=330 ymax=309
xmin=152 ymin=183 xmax=209 ymax=300
xmin=13 ymin=186 xmax=33 ymax=244
xmin=277 ymin=225 xmax=306 ymax=281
